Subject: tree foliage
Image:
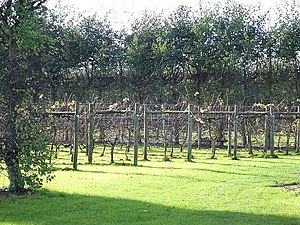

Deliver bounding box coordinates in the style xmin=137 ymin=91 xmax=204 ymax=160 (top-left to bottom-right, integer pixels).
xmin=0 ymin=0 xmax=54 ymax=192
xmin=42 ymin=0 xmax=300 ymax=105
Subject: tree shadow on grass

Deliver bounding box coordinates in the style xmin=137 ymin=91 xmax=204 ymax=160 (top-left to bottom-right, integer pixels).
xmin=0 ymin=190 xmax=299 ymax=225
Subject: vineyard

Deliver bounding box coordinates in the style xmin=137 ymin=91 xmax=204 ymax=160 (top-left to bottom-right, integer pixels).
xmin=3 ymin=101 xmax=295 ymax=169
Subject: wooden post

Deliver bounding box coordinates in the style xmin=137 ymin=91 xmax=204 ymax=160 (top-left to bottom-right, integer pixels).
xmin=197 ymin=123 xmax=201 ymax=149
xmin=170 ymin=128 xmax=174 ymax=157
xmin=85 ymin=107 xmax=89 ymax=156
xmin=162 ymin=104 xmax=168 ymax=159
xmin=270 ymin=106 xmax=275 ymax=156
xmin=286 ymin=121 xmax=291 ymax=155
xmin=296 ymin=125 xmax=300 ymax=153
xmin=247 ymin=124 xmax=253 ymax=155
xmin=233 ymin=105 xmax=238 ymax=159
xmin=296 ymin=107 xmax=300 ymax=153
xmin=227 ymin=106 xmax=232 ymax=156
xmin=134 ymin=103 xmax=139 ymax=166
xmin=126 ymin=127 xmax=131 ymax=160
xmin=73 ymin=102 xmax=80 ymax=170
xmin=264 ymin=106 xmax=269 ymax=153
xmin=143 ymin=105 xmax=148 ymax=160
xmin=187 ymin=104 xmax=193 ymax=162
xmin=87 ymin=103 xmax=94 ymax=164
xmin=211 ymin=127 xmax=217 ymax=159
xmin=197 ymin=106 xmax=201 ymax=150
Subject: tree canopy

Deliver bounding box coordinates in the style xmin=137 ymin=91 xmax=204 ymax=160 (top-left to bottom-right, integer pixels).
xmin=41 ymin=0 xmax=300 ymax=105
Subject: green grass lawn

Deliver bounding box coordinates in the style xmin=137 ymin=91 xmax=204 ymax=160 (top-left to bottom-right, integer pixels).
xmin=1 ymin=146 xmax=300 ymax=225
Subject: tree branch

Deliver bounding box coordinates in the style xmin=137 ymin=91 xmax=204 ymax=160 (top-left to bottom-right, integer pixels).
xmin=30 ymin=0 xmax=48 ymax=10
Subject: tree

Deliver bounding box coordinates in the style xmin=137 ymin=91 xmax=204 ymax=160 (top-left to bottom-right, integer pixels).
xmin=159 ymin=6 xmax=196 ymax=102
xmin=185 ymin=1 xmax=272 ymax=105
xmin=125 ymin=11 xmax=164 ymax=102
xmin=273 ymin=0 xmax=300 ymax=101
xmin=0 ymin=0 xmax=53 ymax=192
xmin=74 ymin=15 xmax=121 ymax=100
xmin=46 ymin=10 xmax=121 ymax=101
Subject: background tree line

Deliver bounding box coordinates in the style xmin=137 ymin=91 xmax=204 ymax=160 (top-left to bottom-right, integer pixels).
xmin=44 ymin=0 xmax=300 ymax=105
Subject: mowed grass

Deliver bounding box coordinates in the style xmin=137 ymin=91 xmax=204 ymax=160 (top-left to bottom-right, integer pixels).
xmin=1 ymin=146 xmax=300 ymax=225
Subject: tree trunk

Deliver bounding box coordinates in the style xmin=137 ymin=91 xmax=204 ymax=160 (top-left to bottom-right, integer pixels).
xmin=3 ymin=99 xmax=24 ymax=192
xmin=277 ymin=133 xmax=281 ymax=152
xmin=247 ymin=124 xmax=253 ymax=155
xmin=3 ymin=34 xmax=24 ymax=191
xmin=286 ymin=123 xmax=292 ymax=155
xmin=211 ymin=139 xmax=216 ymax=159
xmin=241 ymin=120 xmax=247 ymax=148
xmin=217 ymin=121 xmax=225 ymax=147
xmin=173 ymin=119 xmax=180 ymax=145
xmin=4 ymin=152 xmax=24 ymax=192
xmin=110 ymin=145 xmax=114 ymax=164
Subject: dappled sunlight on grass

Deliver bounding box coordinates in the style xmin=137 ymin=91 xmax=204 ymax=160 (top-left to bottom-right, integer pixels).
xmin=1 ymin=147 xmax=300 ymax=224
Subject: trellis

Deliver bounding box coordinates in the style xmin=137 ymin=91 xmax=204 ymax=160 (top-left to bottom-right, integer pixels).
xmin=1 ymin=102 xmax=299 ymax=170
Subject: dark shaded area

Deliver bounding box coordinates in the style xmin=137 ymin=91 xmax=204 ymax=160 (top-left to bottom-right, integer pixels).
xmin=0 ymin=190 xmax=299 ymax=225
xmin=271 ymin=182 xmax=300 ymax=193
xmin=0 ymin=188 xmax=35 ymax=197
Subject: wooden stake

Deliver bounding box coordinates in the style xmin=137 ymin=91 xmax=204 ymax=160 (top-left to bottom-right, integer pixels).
xmin=143 ymin=105 xmax=148 ymax=160
xmin=88 ymin=103 xmax=94 ymax=164
xmin=197 ymin=123 xmax=201 ymax=149
xmin=134 ymin=103 xmax=139 ymax=166
xmin=85 ymin=107 xmax=89 ymax=156
xmin=227 ymin=106 xmax=232 ymax=156
xmin=233 ymin=105 xmax=238 ymax=159
xmin=187 ymin=104 xmax=193 ymax=162
xmin=197 ymin=106 xmax=201 ymax=149
xmin=270 ymin=106 xmax=275 ymax=156
xmin=296 ymin=107 xmax=300 ymax=153
xmin=286 ymin=121 xmax=291 ymax=155
xmin=162 ymin=104 xmax=168 ymax=160
xmin=73 ymin=102 xmax=80 ymax=170
xmin=264 ymin=107 xmax=269 ymax=153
